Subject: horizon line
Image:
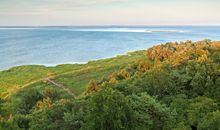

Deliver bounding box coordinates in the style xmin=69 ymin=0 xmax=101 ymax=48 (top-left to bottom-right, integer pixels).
xmin=0 ymin=24 xmax=220 ymax=27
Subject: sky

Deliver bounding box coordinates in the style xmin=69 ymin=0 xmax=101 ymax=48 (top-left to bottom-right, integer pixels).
xmin=0 ymin=0 xmax=220 ymax=26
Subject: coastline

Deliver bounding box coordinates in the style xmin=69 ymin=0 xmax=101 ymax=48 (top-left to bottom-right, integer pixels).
xmin=1 ymin=26 xmax=220 ymax=71
xmin=0 ymin=49 xmax=145 ymax=98
xmin=0 ymin=50 xmax=144 ymax=72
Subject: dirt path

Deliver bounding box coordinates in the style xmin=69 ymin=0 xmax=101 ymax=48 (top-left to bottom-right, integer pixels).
xmin=45 ymin=78 xmax=76 ymax=99
xmin=21 ymin=66 xmax=99 ymax=89
xmin=7 ymin=66 xmax=102 ymax=99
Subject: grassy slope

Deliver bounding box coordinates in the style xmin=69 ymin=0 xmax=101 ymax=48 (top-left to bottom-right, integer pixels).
xmin=0 ymin=50 xmax=145 ymax=98
xmin=0 ymin=64 xmax=86 ymax=98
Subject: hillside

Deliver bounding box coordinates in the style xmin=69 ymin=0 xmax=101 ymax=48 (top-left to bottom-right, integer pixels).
xmin=1 ymin=39 xmax=220 ymax=130
xmin=0 ymin=50 xmax=145 ymax=98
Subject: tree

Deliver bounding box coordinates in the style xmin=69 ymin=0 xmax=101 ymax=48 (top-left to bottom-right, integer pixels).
xmin=0 ymin=98 xmax=4 ymax=116
xmin=14 ymin=115 xmax=30 ymax=130
xmin=35 ymin=97 xmax=52 ymax=110
xmin=86 ymin=80 xmax=98 ymax=94
xmin=43 ymin=88 xmax=59 ymax=102
xmin=198 ymin=111 xmax=220 ymax=130
xmin=137 ymin=60 xmax=151 ymax=72
xmin=16 ymin=88 xmax=43 ymax=114
xmin=30 ymin=101 xmax=67 ymax=130
xmin=128 ymin=93 xmax=170 ymax=130
xmin=84 ymin=88 xmax=134 ymax=130
xmin=187 ymin=97 xmax=218 ymax=129
xmin=132 ymin=69 xmax=178 ymax=98
xmin=0 ymin=120 xmax=21 ymax=130
xmin=63 ymin=100 xmax=88 ymax=130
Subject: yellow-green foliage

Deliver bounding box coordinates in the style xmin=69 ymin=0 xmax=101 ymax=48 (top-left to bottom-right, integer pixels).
xmin=0 ymin=64 xmax=84 ymax=98
xmin=0 ymin=50 xmax=145 ymax=98
xmin=146 ymin=40 xmax=220 ymax=67
xmin=87 ymin=40 xmax=220 ymax=93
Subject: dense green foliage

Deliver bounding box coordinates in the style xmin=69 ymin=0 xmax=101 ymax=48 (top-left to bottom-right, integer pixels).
xmin=1 ymin=40 xmax=220 ymax=130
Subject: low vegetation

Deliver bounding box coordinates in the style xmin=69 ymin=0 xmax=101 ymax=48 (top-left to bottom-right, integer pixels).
xmin=1 ymin=39 xmax=220 ymax=130
xmin=0 ymin=50 xmax=145 ymax=98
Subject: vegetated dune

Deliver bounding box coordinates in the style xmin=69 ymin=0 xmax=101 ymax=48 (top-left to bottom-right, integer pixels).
xmin=1 ymin=39 xmax=220 ymax=130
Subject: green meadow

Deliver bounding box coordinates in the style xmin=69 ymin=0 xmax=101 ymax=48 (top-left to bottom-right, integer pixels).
xmin=0 ymin=50 xmax=145 ymax=98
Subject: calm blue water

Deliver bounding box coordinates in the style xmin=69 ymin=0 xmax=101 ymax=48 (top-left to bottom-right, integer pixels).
xmin=0 ymin=26 xmax=220 ymax=70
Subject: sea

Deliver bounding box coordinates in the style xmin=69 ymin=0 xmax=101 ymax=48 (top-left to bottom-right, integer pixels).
xmin=0 ymin=26 xmax=220 ymax=70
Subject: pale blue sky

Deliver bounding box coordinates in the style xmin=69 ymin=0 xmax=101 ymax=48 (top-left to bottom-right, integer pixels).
xmin=0 ymin=0 xmax=220 ymax=26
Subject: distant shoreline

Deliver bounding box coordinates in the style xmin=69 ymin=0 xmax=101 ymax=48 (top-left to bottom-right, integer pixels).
xmin=0 ymin=51 xmax=142 ymax=72
xmin=0 ymin=25 xmax=220 ymax=27
xmin=1 ymin=26 xmax=219 ymax=72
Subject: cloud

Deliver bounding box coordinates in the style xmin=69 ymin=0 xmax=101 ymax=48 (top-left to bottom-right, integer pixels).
xmin=1 ymin=0 xmax=219 ymax=26
xmin=0 ymin=0 xmax=130 ymax=15
xmin=67 ymin=0 xmax=128 ymax=5
xmin=1 ymin=0 xmax=128 ymax=8
xmin=45 ymin=0 xmax=128 ymax=9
